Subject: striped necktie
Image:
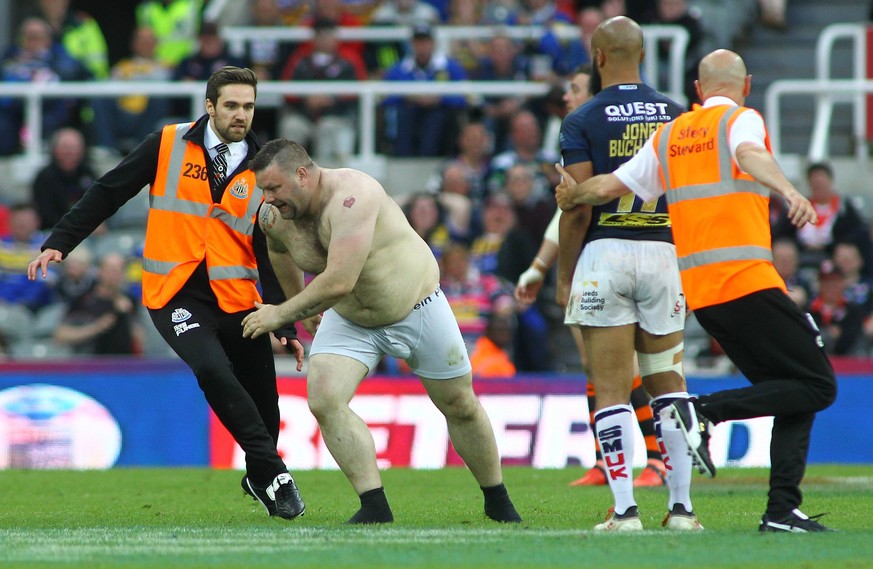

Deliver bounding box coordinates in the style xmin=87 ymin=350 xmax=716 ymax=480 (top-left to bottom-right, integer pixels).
xmin=212 ymin=143 xmax=229 ymax=187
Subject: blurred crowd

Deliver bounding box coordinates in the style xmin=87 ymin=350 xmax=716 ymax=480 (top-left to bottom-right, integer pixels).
xmin=1 ymin=0 xmax=871 ymax=372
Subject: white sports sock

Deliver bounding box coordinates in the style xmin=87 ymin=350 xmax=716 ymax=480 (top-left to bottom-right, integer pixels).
xmin=651 ymin=393 xmax=694 ymax=513
xmin=594 ymin=404 xmax=636 ymax=516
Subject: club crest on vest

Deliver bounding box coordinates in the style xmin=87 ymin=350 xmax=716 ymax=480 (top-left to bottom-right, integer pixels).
xmin=229 ymin=179 xmax=249 ymax=199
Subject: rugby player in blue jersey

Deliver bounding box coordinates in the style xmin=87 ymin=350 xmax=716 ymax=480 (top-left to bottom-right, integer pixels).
xmin=556 ymin=16 xmax=704 ymax=531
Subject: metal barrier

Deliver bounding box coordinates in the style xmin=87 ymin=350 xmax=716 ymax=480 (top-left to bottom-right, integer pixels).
xmin=0 ymin=80 xmax=548 ymax=169
xmin=221 ymin=24 xmax=690 ymax=105
xmin=0 ymin=25 xmax=688 ymax=172
xmin=765 ymin=23 xmax=868 ymax=160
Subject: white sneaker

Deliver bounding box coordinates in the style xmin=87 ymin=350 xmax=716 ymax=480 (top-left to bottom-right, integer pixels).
xmin=661 ymin=512 xmax=703 ymax=531
xmin=594 ymin=507 xmax=644 ymax=532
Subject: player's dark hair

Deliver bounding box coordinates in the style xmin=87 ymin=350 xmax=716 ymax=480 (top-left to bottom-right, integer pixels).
xmin=250 ymin=138 xmax=314 ymax=174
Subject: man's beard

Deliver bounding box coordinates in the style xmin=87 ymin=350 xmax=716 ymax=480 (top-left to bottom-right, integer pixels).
xmin=589 ymin=63 xmax=602 ymax=96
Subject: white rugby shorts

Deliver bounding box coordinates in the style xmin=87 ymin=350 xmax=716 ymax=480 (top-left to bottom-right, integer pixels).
xmin=310 ymin=288 xmax=472 ymax=379
xmin=564 ymin=238 xmax=685 ymax=335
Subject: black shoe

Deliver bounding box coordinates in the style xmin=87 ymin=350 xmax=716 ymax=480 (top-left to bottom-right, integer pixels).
xmin=670 ymin=398 xmax=716 ymax=478
xmin=266 ymin=473 xmax=306 ymax=520
xmin=242 ymin=475 xmax=277 ymax=516
xmin=759 ymin=509 xmax=834 ymax=533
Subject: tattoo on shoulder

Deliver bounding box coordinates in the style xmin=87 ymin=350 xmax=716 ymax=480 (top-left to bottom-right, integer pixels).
xmin=260 ymin=205 xmax=278 ymax=230
xmin=343 ymin=196 xmax=355 ymax=208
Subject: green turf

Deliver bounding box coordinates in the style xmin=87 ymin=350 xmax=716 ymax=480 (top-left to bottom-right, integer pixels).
xmin=1 ymin=466 xmax=872 ymax=568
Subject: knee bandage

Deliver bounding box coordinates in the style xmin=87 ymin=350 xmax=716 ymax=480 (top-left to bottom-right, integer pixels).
xmin=638 ymin=342 xmax=684 ymax=378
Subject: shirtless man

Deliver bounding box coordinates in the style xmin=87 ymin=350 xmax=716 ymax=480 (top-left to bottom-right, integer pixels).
xmin=241 ymin=139 xmax=522 ymax=525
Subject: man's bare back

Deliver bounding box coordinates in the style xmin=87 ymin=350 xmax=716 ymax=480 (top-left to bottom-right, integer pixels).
xmin=260 ymin=167 xmax=439 ymax=328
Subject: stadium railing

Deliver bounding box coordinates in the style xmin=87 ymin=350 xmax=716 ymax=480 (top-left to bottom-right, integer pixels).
xmin=0 ymin=25 xmax=688 ymax=177
xmin=765 ymin=22 xmax=870 ymax=161
xmin=220 ymin=23 xmax=689 ymax=104
xmin=0 ymin=80 xmax=548 ymax=172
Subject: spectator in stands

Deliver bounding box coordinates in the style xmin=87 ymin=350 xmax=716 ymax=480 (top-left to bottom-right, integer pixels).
xmin=440 ymin=241 xmax=515 ymax=346
xmin=53 ymin=252 xmax=144 ymax=355
xmin=470 ymin=192 xmax=518 ymax=276
xmin=243 ymin=0 xmax=292 ymax=81
xmin=469 ymin=307 xmax=518 ymax=378
xmin=435 ymin=162 xmax=477 ymax=241
xmin=600 ymin=0 xmax=629 ymax=18
xmin=172 ymin=21 xmax=248 ymax=83
xmin=515 ymin=0 xmax=573 ymax=25
xmin=487 ymin=192 xmax=552 ymax=373
xmin=53 ymin=243 xmax=96 ymax=304
xmin=470 ymin=192 xmax=550 ymax=371
xmin=427 ymin=121 xmax=494 ymax=206
xmin=270 ymin=0 xmax=311 ymax=25
xmin=295 ymin=0 xmax=368 ymax=67
xmin=381 ymin=23 xmax=468 ymax=157
xmin=304 ymin=0 xmax=371 ymax=26
xmin=31 ymin=128 xmax=96 ymax=231
xmin=833 ymin=241 xmax=873 ymax=313
xmin=773 ymin=162 xmax=873 ymax=277
xmin=758 ymin=0 xmax=787 ymax=29
xmin=371 ymin=0 xmax=442 ymax=27
xmin=136 ymin=0 xmax=204 ymax=68
xmin=341 ymin=0 xmax=384 ymax=23
xmin=303 ymin=0 xmax=369 ymax=29
xmin=367 ymin=2 xmax=439 ymax=76
xmin=642 ymin=0 xmax=707 ymax=105
xmin=517 ymin=0 xmax=575 ymax=80
xmin=402 ymin=192 xmax=455 ymax=259
xmin=550 ymin=6 xmax=601 ymax=77
xmin=90 ymin=26 xmax=172 ymax=155
xmin=772 ymin=237 xmax=814 ymax=310
xmin=278 ymin=18 xmax=367 ymax=161
xmin=473 ymin=34 xmax=533 ymax=154
xmin=32 ymin=0 xmax=112 ymax=148
xmin=487 ymin=110 xmax=560 ymax=199
xmin=503 ymin=163 xmax=556 ymax=245
xmin=446 ymin=0 xmax=489 ymax=73
xmin=171 ymin=21 xmax=248 ymax=117
xmin=236 ymin=0 xmax=297 ymax=142
xmin=0 ymin=17 xmax=89 ymax=156
xmin=809 ymin=259 xmax=867 ymax=356
xmin=481 ymin=0 xmax=518 ymax=24
xmin=35 ymin=0 xmax=109 ymax=79
xmin=0 ymin=203 xmax=55 ymax=312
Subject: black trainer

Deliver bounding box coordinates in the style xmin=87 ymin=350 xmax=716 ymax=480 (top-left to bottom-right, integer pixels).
xmin=242 ymin=475 xmax=277 ymax=516
xmin=670 ymin=398 xmax=716 ymax=478
xmin=266 ymin=473 xmax=306 ymax=520
xmin=759 ymin=509 xmax=834 ymax=533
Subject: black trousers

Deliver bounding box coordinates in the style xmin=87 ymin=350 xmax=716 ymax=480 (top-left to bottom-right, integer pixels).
xmin=693 ymin=288 xmax=837 ymax=516
xmin=149 ymin=294 xmax=287 ymax=484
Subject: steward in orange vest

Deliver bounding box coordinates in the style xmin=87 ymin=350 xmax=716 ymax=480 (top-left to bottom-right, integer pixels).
xmin=31 ymin=67 xmax=305 ymax=520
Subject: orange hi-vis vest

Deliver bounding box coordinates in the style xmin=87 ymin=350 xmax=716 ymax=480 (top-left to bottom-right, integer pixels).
xmin=652 ymin=104 xmax=786 ymax=310
xmin=141 ymin=122 xmax=262 ymax=312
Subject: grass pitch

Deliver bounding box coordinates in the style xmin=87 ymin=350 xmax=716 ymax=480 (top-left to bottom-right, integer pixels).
xmin=1 ymin=465 xmax=872 ymax=568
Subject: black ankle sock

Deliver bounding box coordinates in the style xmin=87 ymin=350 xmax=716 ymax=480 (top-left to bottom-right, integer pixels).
xmin=346 ymin=487 xmax=394 ymax=524
xmin=481 ymin=483 xmax=522 ymax=523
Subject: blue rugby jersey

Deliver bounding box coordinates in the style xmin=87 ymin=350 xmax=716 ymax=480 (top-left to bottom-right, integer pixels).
xmin=560 ymin=83 xmax=685 ymax=244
